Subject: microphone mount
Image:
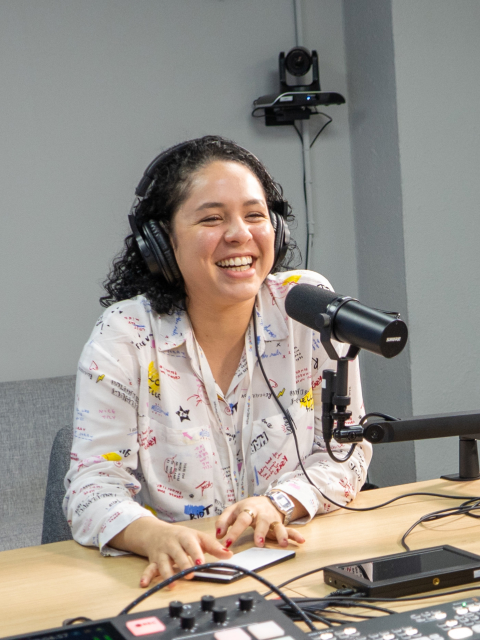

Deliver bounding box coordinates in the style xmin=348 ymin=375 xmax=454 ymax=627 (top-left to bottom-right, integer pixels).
xmin=318 ymin=313 xmax=364 ymax=463
xmin=317 ymin=317 xmax=480 ymax=479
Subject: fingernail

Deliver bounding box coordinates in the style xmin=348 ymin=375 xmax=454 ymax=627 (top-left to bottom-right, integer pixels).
xmin=216 ymin=528 xmax=221 ymax=536
xmin=225 ymin=539 xmax=232 ymax=548
xmin=222 ymin=547 xmax=230 ymax=552
xmin=258 ymin=537 xmax=264 ymax=544
xmin=195 ymin=559 xmax=202 ymax=566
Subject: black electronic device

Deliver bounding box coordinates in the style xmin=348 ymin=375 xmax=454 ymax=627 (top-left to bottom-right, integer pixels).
xmin=193 ymin=548 xmax=296 ymax=583
xmin=253 ymin=47 xmax=345 ymax=126
xmin=309 ymin=596 xmax=480 ymax=640
xmin=323 ymin=546 xmax=480 ymax=598
xmin=2 ymin=590 xmax=310 ymax=640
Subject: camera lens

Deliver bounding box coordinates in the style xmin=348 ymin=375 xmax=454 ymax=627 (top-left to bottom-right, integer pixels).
xmin=285 ymin=47 xmax=312 ymax=76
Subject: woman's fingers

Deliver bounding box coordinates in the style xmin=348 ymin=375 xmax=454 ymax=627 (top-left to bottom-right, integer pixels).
xmin=285 ymin=527 xmax=306 ymax=544
xmin=265 ymin=523 xmax=306 ymax=547
xmin=197 ymin=530 xmax=234 ymax=558
xmin=140 ymin=561 xmax=160 ymax=588
xmin=156 ymin=555 xmax=180 ymax=588
xmin=140 ymin=528 xmax=234 ymax=588
xmin=251 ymin=517 xmax=271 ymax=547
xmin=219 ymin=509 xmax=257 ymax=548
xmin=215 ymin=505 xmax=239 ymax=539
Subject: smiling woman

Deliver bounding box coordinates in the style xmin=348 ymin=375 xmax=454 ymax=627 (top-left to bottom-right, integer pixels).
xmin=63 ymin=136 xmax=372 ymax=589
xmin=170 ymin=161 xmax=275 ymax=313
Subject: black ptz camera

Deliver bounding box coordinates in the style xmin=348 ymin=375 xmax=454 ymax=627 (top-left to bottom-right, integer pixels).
xmin=253 ymin=47 xmax=345 ymax=126
xmin=284 ymin=46 xmax=312 ymax=76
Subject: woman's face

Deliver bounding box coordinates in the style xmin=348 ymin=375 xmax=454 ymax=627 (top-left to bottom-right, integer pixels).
xmin=170 ymin=160 xmax=275 ymax=311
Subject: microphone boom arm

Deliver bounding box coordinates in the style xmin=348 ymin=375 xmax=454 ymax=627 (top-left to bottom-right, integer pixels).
xmin=313 ymin=297 xmax=480 ymax=478
xmin=363 ymin=412 xmax=480 ymax=444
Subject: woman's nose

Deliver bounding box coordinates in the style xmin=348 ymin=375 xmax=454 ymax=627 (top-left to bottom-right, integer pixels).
xmin=224 ymin=217 xmax=252 ymax=243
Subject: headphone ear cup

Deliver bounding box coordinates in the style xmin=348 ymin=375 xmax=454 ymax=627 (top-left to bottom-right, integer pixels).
xmin=270 ymin=211 xmax=291 ymax=272
xmin=142 ymin=220 xmax=182 ymax=285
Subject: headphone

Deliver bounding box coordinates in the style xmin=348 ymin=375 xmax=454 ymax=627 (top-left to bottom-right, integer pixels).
xmin=128 ymin=140 xmax=291 ymax=285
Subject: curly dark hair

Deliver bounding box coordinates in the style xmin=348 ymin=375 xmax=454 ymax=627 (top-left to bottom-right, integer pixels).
xmin=100 ymin=135 xmax=300 ymax=315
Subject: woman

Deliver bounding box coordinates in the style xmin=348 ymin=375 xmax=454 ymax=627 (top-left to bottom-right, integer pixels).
xmin=64 ymin=135 xmax=371 ymax=588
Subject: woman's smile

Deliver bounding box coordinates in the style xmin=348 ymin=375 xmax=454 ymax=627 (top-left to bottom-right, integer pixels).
xmin=170 ymin=160 xmax=275 ymax=308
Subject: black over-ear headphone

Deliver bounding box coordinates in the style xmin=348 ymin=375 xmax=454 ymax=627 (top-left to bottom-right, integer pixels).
xmin=128 ymin=140 xmax=291 ymax=285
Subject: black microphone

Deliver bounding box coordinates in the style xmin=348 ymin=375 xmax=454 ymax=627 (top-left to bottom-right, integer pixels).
xmin=285 ymin=284 xmax=408 ymax=358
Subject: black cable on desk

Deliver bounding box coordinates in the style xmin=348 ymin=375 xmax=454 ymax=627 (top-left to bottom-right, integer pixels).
xmin=319 ymin=490 xmax=480 ymax=513
xmin=401 ymin=497 xmax=480 ymax=550
xmin=263 ymin=565 xmax=328 ymax=596
xmin=118 ymin=562 xmax=316 ymax=631
xmin=273 ymin=596 xmax=396 ymax=626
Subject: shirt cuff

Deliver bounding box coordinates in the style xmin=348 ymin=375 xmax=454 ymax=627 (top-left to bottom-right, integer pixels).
xmin=98 ymin=503 xmax=156 ymax=554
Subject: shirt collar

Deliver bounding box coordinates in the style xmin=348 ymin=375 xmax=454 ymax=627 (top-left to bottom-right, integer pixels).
xmin=156 ymin=309 xmax=193 ymax=351
xmin=254 ymin=276 xmax=290 ymax=357
xmin=155 ymin=276 xmax=290 ymax=353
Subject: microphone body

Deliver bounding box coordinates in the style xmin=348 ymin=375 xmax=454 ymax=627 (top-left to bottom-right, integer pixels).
xmin=285 ymin=284 xmax=408 ymax=358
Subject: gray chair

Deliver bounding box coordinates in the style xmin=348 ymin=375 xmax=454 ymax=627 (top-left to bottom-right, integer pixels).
xmin=0 ymin=374 xmax=76 ymax=551
xmin=41 ymin=425 xmax=73 ymax=544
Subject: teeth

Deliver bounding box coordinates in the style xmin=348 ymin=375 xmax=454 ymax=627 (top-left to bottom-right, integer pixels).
xmin=217 ymin=256 xmax=253 ymax=268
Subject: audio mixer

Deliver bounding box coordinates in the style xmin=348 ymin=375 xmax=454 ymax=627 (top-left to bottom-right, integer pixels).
xmin=3 ymin=590 xmax=310 ymax=640
xmin=311 ymin=597 xmax=480 ymax=640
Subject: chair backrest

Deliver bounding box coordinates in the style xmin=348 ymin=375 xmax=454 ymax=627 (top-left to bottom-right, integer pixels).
xmin=0 ymin=375 xmax=76 ymax=551
xmin=41 ymin=425 xmax=74 ymax=544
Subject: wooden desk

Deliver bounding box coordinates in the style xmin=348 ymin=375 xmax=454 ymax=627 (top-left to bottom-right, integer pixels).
xmin=2 ymin=479 xmax=480 ymax=638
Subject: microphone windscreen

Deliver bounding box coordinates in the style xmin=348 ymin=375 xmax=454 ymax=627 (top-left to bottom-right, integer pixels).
xmin=285 ymin=284 xmax=337 ymax=330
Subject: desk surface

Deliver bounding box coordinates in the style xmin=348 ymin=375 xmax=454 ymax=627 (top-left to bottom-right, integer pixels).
xmin=3 ymin=478 xmax=480 ymax=638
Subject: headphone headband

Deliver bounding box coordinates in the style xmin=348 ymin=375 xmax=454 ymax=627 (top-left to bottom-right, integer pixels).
xmin=129 ymin=138 xmax=291 ymax=285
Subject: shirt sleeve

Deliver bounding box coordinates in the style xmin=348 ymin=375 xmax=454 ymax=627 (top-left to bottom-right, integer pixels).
xmin=63 ymin=307 xmax=155 ymax=555
xmin=269 ymin=346 xmax=372 ymax=524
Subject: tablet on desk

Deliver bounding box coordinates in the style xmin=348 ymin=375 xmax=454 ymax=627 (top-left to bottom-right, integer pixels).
xmin=324 ymin=545 xmax=480 ymax=597
xmin=193 ymin=547 xmax=296 ymax=583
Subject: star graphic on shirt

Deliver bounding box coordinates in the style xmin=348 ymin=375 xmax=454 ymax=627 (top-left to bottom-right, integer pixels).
xmin=176 ymin=406 xmax=190 ymax=422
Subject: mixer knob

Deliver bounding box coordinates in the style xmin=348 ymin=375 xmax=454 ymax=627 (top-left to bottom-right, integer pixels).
xmin=201 ymin=595 xmax=216 ymax=611
xmin=239 ymin=595 xmax=255 ymax=612
xmin=213 ymin=607 xmax=228 ymax=624
xmin=169 ymin=601 xmax=184 ymax=617
xmin=180 ymin=612 xmax=196 ymax=629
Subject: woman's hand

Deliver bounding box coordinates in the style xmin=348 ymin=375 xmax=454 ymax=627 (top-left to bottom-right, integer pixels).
xmin=110 ymin=517 xmax=233 ymax=588
xmin=215 ymin=496 xmax=306 ymax=550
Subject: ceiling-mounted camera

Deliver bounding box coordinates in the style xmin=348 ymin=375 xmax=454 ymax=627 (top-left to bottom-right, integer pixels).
xmin=253 ymin=46 xmax=345 ymax=126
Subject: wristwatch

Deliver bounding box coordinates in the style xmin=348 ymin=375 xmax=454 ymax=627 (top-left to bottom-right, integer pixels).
xmin=265 ymin=490 xmax=295 ymax=526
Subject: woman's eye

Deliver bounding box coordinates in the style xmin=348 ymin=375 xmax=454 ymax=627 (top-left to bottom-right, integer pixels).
xmin=201 ymin=215 xmax=222 ymax=223
xmin=247 ymin=212 xmax=267 ymax=219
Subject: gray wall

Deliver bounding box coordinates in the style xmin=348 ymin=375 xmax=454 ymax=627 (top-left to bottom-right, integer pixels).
xmin=344 ymin=0 xmax=480 ymax=485
xmin=343 ymin=0 xmax=415 ymax=487
xmin=392 ymin=0 xmax=480 ymax=480
xmin=0 ymin=0 xmax=356 ymax=382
